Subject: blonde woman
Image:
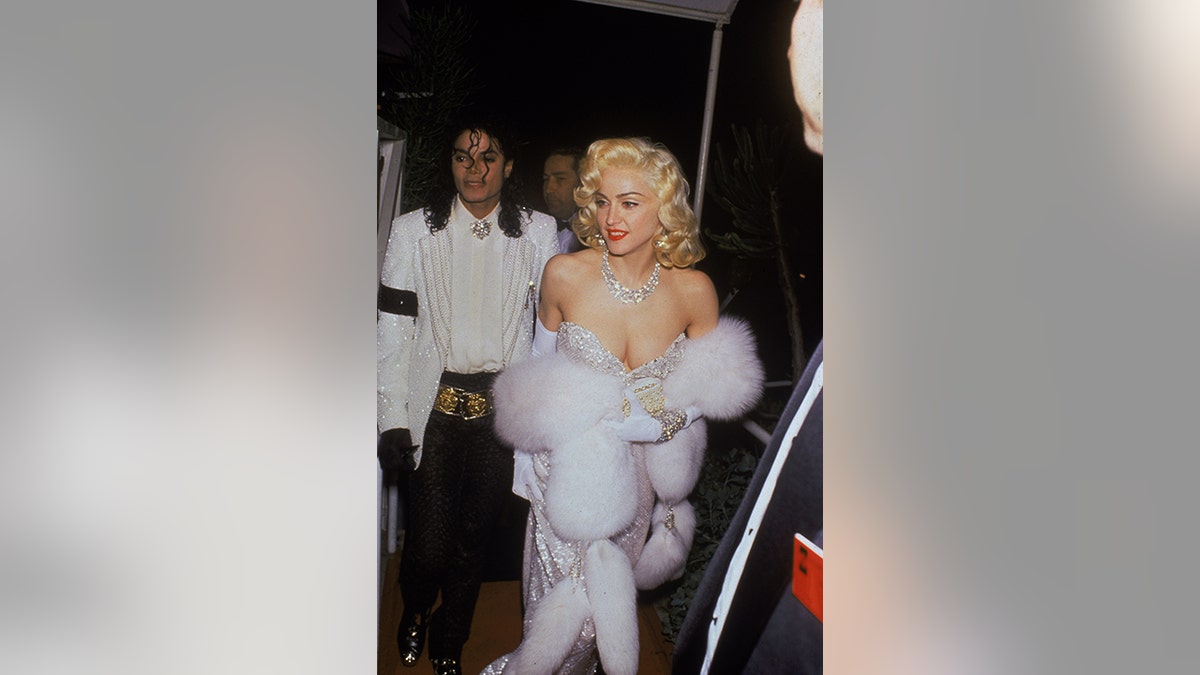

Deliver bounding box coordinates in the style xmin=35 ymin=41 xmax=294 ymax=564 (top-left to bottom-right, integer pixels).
xmin=484 ymin=138 xmax=763 ymax=674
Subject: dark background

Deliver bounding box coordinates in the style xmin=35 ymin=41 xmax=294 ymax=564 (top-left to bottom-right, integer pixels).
xmin=380 ymin=0 xmax=822 ymax=380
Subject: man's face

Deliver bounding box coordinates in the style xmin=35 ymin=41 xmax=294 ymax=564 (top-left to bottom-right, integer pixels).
xmin=451 ymin=129 xmax=513 ymax=216
xmin=542 ymin=154 xmax=581 ymax=221
xmin=789 ymin=0 xmax=824 ymax=155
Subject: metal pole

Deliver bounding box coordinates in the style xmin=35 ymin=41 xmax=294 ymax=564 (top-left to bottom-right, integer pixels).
xmin=693 ymin=21 xmax=725 ymax=226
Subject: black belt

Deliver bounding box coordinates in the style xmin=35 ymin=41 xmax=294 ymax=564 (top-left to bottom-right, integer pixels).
xmin=433 ymin=371 xmax=498 ymax=420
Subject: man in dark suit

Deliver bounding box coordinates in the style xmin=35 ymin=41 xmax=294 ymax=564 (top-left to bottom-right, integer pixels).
xmin=673 ymin=1 xmax=824 ymax=672
xmin=541 ymin=147 xmax=584 ymax=254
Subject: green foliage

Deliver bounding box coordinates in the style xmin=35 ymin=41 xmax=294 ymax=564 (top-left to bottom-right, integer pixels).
xmin=706 ymin=123 xmax=789 ymax=259
xmin=378 ymin=5 xmax=477 ymax=212
xmin=706 ymin=120 xmax=809 ymax=378
xmin=656 ymin=443 xmax=759 ymax=642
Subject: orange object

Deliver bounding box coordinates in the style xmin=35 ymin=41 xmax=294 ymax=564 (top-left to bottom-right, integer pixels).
xmin=792 ymin=533 xmax=823 ymax=622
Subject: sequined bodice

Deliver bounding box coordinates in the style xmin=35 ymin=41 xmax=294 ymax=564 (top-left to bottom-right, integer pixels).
xmin=557 ymin=321 xmax=685 ymax=384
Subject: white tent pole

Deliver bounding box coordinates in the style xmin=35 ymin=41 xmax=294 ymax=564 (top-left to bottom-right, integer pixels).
xmin=693 ymin=20 xmax=725 ymax=226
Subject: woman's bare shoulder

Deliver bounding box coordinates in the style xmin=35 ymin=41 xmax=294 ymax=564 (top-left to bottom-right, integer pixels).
xmin=669 ymin=266 xmax=717 ymax=298
xmin=669 ymin=267 xmax=719 ymax=336
xmin=549 ymin=248 xmax=599 ymax=273
xmin=542 ymin=249 xmax=601 ymax=297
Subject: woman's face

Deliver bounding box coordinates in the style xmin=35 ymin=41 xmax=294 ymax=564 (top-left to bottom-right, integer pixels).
xmin=594 ymin=166 xmax=662 ymax=256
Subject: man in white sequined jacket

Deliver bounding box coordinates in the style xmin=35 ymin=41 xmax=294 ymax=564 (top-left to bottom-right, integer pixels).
xmin=377 ymin=120 xmax=557 ymax=675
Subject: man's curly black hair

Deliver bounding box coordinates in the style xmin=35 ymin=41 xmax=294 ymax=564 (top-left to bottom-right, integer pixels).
xmin=424 ymin=119 xmax=531 ymax=238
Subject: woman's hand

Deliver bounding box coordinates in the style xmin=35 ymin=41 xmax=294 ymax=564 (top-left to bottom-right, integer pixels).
xmin=602 ymin=380 xmax=703 ymax=443
xmin=603 ymin=386 xmax=665 ymax=442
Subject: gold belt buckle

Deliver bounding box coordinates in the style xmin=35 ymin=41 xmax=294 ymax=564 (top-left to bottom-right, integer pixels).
xmin=434 ymin=385 xmax=460 ymax=416
xmin=461 ymin=391 xmax=492 ymax=420
xmin=434 ymin=384 xmax=493 ymax=420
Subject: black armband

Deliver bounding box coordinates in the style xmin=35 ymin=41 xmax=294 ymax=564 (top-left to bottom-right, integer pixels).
xmin=378 ymin=284 xmax=417 ymax=317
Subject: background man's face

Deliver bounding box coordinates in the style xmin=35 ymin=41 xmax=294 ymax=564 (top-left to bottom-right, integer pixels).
xmin=542 ymin=154 xmax=581 ymax=221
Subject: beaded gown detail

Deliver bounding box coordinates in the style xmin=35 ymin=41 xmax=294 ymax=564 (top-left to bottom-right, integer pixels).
xmin=482 ymin=322 xmax=686 ymax=675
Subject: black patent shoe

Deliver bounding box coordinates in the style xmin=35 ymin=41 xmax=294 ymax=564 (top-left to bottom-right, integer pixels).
xmin=396 ymin=613 xmax=428 ymax=667
xmin=431 ymin=657 xmax=462 ymax=675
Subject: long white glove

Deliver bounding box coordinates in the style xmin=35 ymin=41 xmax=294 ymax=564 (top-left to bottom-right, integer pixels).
xmin=513 ymin=317 xmax=558 ymax=501
xmin=513 ymin=452 xmax=541 ymax=502
xmin=530 ymin=315 xmax=557 ymax=357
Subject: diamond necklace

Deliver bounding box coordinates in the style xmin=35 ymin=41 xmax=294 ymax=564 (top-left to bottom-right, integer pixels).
xmin=601 ymin=251 xmax=661 ymax=304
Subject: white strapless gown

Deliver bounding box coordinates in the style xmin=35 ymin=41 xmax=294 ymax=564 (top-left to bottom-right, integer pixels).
xmin=482 ymin=322 xmax=686 ymax=674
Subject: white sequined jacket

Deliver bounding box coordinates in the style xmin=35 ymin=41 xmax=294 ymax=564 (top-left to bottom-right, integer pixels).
xmin=377 ymin=206 xmax=557 ymax=468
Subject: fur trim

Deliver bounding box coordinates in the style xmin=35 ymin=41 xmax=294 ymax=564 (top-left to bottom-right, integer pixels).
xmin=633 ymin=500 xmax=697 ymax=590
xmin=493 ymin=354 xmax=622 ymax=452
xmin=642 ymin=421 xmax=706 ymax=505
xmin=507 ymin=580 xmax=591 ymax=675
xmin=664 ymin=316 xmax=764 ymax=421
xmin=543 ymin=427 xmax=638 ymax=541
xmin=585 ymin=540 xmax=638 ymax=675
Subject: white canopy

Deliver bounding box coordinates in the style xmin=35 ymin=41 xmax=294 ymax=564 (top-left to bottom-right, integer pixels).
xmin=572 ymin=0 xmax=740 ymax=24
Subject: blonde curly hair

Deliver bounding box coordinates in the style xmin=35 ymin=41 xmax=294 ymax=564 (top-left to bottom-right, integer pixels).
xmin=573 ymin=137 xmax=705 ymax=268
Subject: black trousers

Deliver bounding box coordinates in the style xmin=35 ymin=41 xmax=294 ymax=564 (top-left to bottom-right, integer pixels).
xmin=398 ymin=371 xmax=512 ymax=658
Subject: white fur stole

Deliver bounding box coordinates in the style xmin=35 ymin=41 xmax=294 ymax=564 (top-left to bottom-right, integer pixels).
xmin=635 ymin=316 xmax=765 ymax=590
xmin=493 ymin=353 xmax=622 ymax=451
xmin=493 ymin=352 xmax=635 ymax=540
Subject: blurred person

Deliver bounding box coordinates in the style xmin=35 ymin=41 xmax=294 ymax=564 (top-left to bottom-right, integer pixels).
xmin=672 ymin=0 xmax=825 ymax=673
xmin=377 ymin=120 xmax=558 ymax=675
xmin=482 ymin=137 xmax=763 ymax=674
xmin=542 ymin=147 xmax=586 ymax=254
xmin=1097 ymin=0 xmax=1200 ymax=213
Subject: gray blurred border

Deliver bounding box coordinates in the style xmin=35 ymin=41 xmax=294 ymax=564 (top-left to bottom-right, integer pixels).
xmin=2 ymin=2 xmax=377 ymax=673
xmin=4 ymin=0 xmax=1198 ymax=673
xmin=828 ymin=1 xmax=1199 ymax=673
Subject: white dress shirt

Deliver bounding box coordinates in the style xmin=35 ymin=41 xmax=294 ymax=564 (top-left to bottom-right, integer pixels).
xmin=447 ymin=196 xmax=505 ymax=374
